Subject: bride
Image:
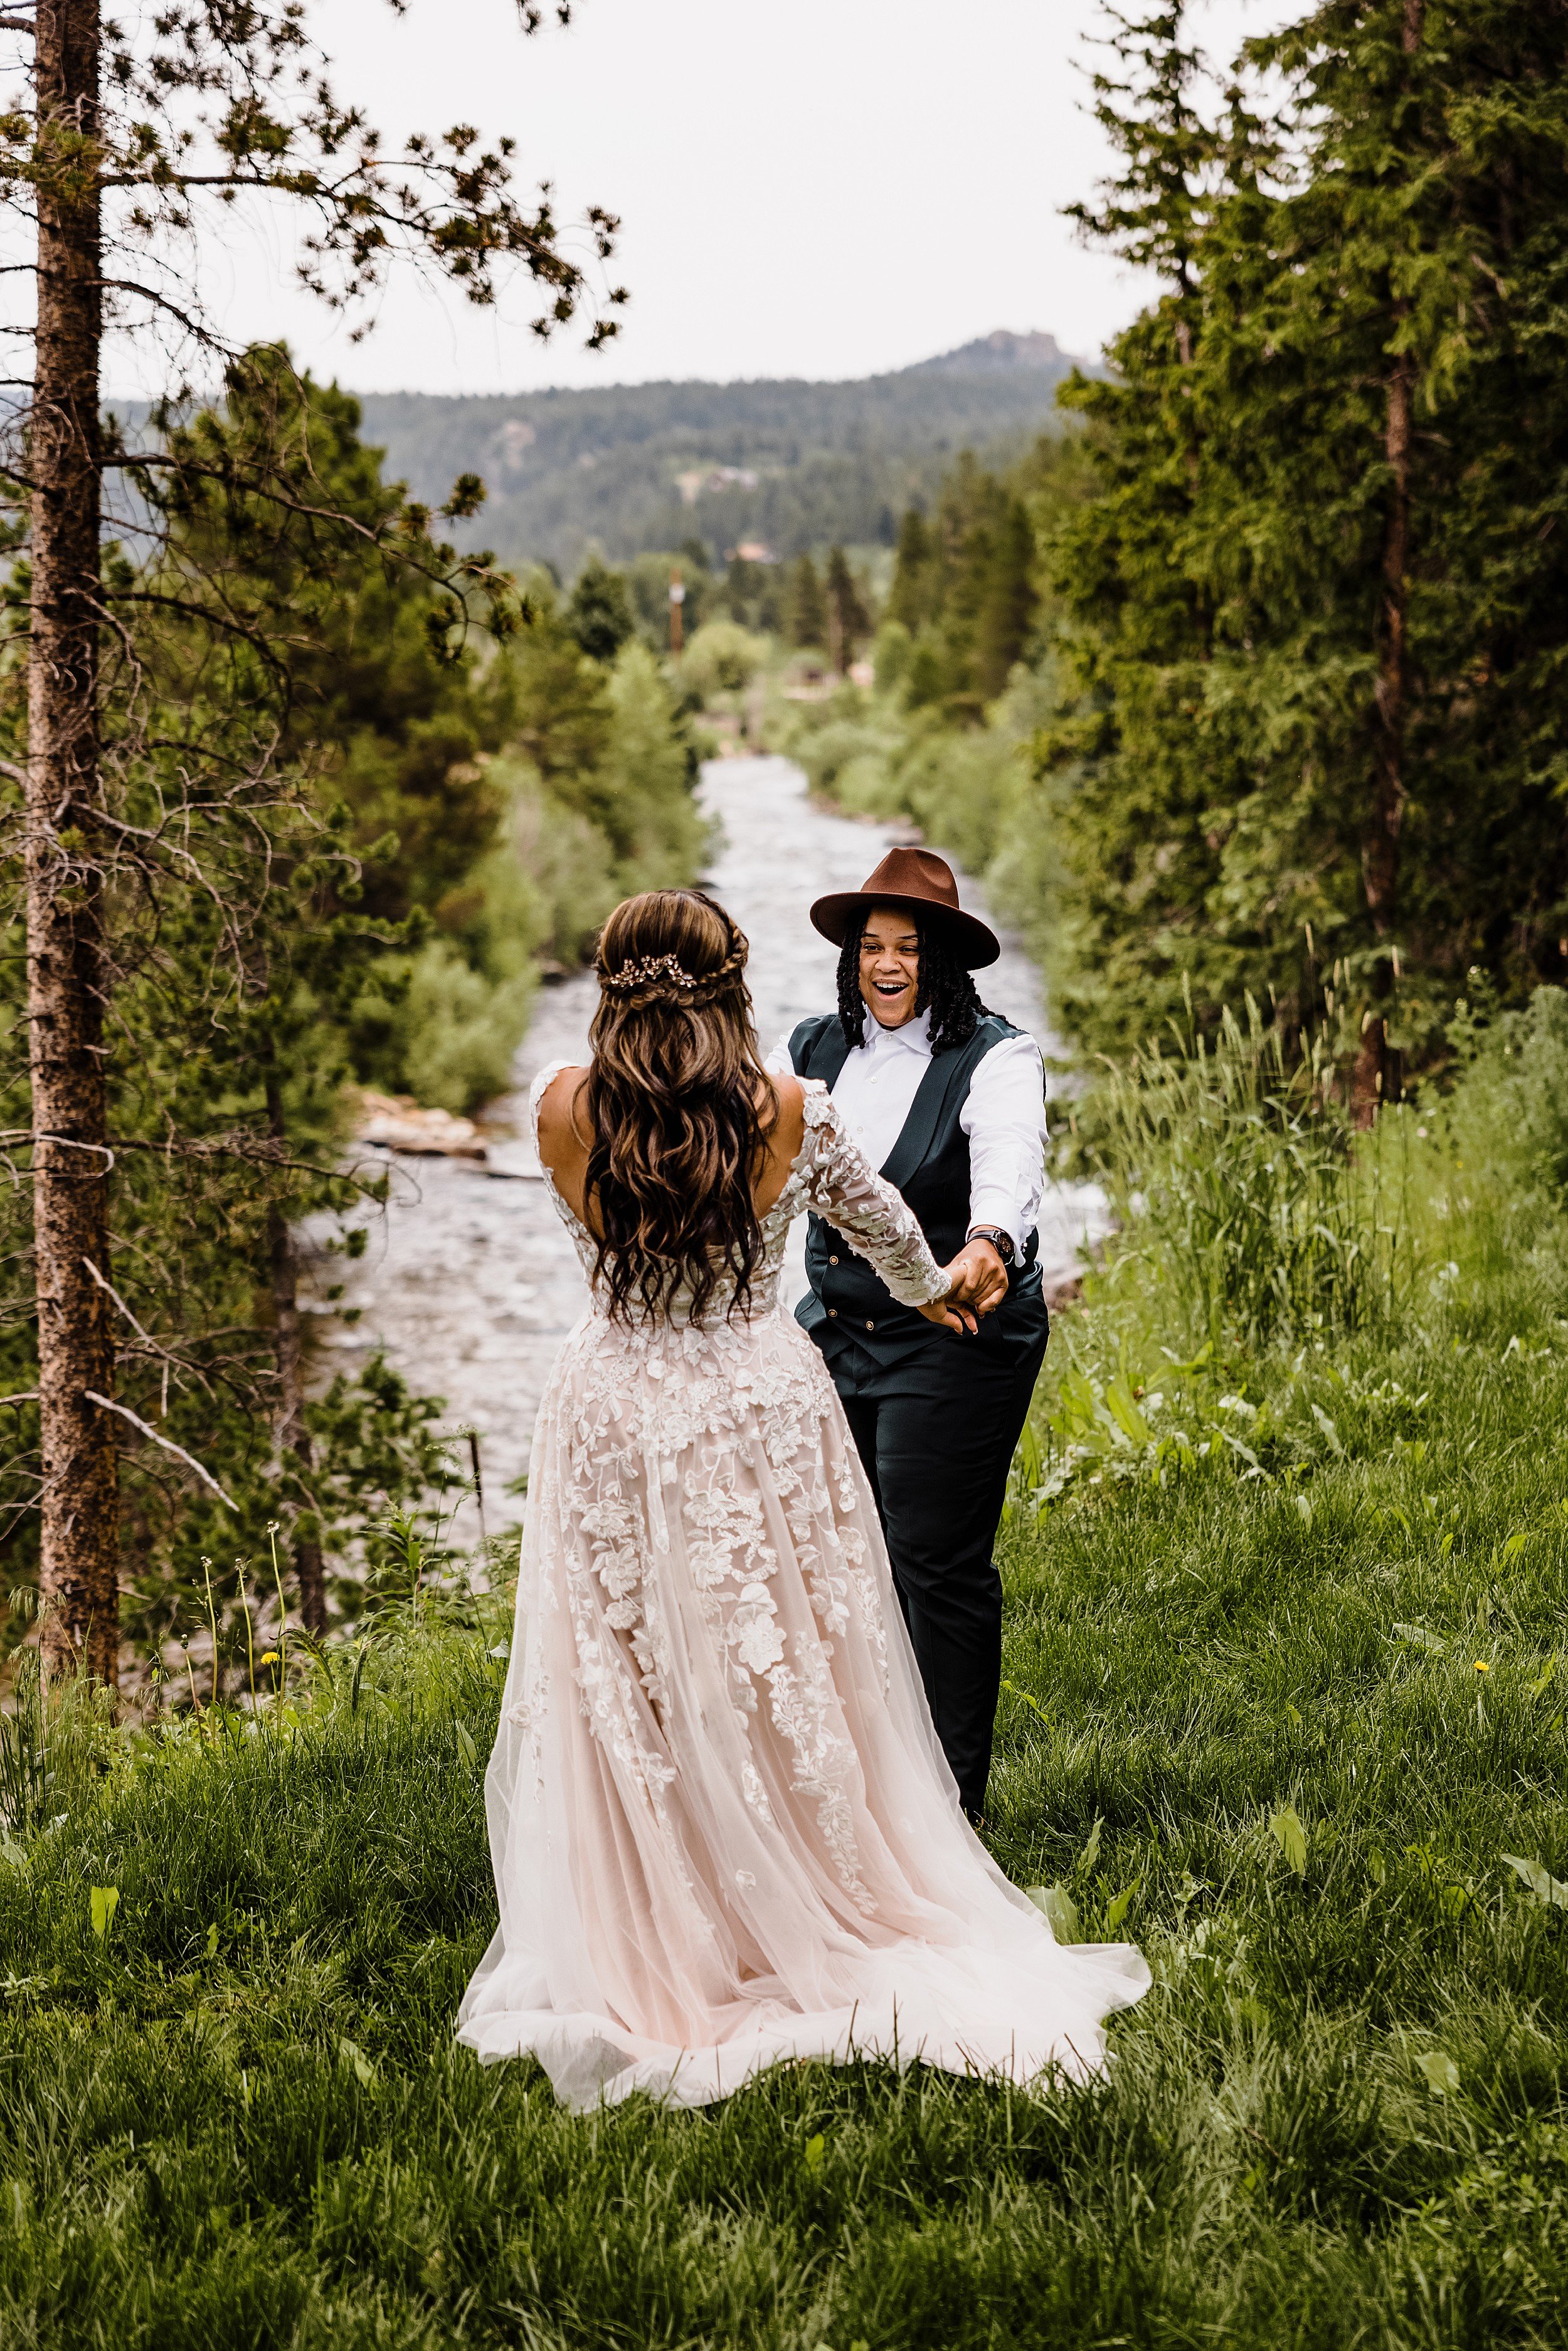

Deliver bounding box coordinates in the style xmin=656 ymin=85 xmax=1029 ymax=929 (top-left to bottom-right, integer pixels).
xmin=458 ymin=887 xmax=1148 ymax=2108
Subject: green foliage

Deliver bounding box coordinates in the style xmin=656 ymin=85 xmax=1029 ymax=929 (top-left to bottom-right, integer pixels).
xmin=1042 ymin=0 xmax=1568 ymax=1063
xmin=774 ymin=650 xmax=1063 ymax=980
xmin=394 ymin=940 xmax=538 ymax=1114
xmin=563 ymin=553 xmax=635 ymax=664
xmin=1446 ymin=984 xmax=1568 ymax=1206
xmin=679 ymin=618 xmax=768 ymax=701
xmin=1029 ymin=984 xmax=1568 ymax=1519
xmin=616 ymin=546 xmax=721 ymax=653
xmin=882 ymin=444 xmax=1070 ymax=722
xmin=825 ymin=544 xmax=872 ymax=667
xmin=784 ymin=551 xmax=828 ymax=650
xmin=713 ymin=551 xmax=786 ymax=637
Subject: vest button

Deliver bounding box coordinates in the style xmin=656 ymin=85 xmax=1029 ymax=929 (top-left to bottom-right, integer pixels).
xmin=829 ymin=1254 xmax=839 ymax=1265
xmin=866 ymin=1319 xmax=875 ymax=1331
xmin=828 ymin=1307 xmax=837 ymax=1318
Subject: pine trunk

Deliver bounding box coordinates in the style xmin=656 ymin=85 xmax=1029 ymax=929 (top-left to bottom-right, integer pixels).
xmin=265 ymin=1080 xmax=325 ymax=1635
xmin=28 ymin=0 xmax=118 ymax=1682
xmin=1354 ymin=0 xmax=1425 ymax=1117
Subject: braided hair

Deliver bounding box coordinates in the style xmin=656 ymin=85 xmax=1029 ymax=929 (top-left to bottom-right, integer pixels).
xmin=834 ymin=907 xmax=991 ymax=1054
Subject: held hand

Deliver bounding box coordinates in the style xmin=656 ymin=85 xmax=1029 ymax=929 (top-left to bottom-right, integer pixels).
xmin=941 ymin=1238 xmax=1010 ymax=1320
xmin=916 ymin=1288 xmax=979 ymax=1336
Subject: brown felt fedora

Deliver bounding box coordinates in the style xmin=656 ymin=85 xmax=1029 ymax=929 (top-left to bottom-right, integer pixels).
xmin=810 ymin=844 xmax=1000 ymax=970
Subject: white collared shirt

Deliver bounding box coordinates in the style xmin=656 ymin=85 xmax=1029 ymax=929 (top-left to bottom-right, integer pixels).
xmin=766 ymin=1007 xmax=1048 ymax=1255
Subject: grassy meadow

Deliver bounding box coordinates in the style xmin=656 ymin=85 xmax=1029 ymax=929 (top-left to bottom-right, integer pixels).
xmin=3 ymin=999 xmax=1568 ymax=2348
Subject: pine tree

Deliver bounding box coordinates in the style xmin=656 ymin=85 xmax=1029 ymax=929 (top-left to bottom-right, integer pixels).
xmin=566 ymin=556 xmax=637 ymax=665
xmin=825 ymin=546 xmax=871 ymax=674
xmin=785 ymin=554 xmax=829 ymax=650
xmin=2 ymin=4 xmax=625 ymax=1678
xmin=972 ymin=498 xmax=1038 ymax=703
xmin=1046 ymin=0 xmax=1568 ymax=1080
xmin=887 ymin=509 xmax=936 ymax=632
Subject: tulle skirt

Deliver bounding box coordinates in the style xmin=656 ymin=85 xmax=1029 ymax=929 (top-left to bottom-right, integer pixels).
xmin=457 ymin=1301 xmax=1148 ymax=2109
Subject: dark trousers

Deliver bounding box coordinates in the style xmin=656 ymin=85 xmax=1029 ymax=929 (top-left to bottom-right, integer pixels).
xmin=836 ymin=1315 xmax=1048 ymax=1822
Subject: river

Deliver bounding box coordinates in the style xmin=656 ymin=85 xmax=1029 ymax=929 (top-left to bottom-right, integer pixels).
xmin=302 ymin=756 xmax=1107 ymax=1546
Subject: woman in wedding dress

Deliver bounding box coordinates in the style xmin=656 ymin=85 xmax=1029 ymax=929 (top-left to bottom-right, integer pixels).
xmin=458 ymin=888 xmax=1148 ymax=2108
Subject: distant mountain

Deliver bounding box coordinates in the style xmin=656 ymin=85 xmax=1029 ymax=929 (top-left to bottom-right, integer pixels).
xmin=352 ymin=334 xmax=1088 ymax=577
xmin=906 ymin=329 xmax=1069 ymax=373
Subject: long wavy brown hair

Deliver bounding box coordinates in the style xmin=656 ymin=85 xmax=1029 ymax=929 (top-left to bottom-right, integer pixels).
xmin=583 ymin=888 xmax=777 ymax=1324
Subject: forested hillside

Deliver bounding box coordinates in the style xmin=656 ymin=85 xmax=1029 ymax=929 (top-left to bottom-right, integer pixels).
xmin=355 ymin=332 xmax=1080 ymax=575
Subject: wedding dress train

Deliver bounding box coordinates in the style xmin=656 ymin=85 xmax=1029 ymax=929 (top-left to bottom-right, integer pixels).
xmin=457 ymin=1064 xmax=1148 ymax=2109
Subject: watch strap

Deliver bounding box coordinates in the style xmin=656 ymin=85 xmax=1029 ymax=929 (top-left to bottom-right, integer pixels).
xmin=967 ymin=1223 xmax=1015 ymax=1265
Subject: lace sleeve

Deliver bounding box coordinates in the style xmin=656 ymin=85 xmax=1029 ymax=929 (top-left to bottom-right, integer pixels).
xmin=798 ymin=1083 xmax=950 ymax=1308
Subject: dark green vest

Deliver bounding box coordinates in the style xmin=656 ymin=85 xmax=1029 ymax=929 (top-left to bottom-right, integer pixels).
xmin=789 ymin=1011 xmax=1046 ymax=1379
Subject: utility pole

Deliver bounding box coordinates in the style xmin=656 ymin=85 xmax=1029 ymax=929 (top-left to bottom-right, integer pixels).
xmin=668 ymin=566 xmax=685 ymax=657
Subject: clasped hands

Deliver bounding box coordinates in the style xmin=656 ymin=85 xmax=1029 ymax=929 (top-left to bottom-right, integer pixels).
xmin=915 ymin=1234 xmax=1010 ymax=1337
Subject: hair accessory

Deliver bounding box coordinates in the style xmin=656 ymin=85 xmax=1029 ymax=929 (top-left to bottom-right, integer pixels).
xmin=600 ymin=952 xmax=699 ymax=994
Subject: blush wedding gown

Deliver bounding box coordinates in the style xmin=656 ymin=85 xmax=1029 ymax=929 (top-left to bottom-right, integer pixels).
xmin=457 ymin=1063 xmax=1149 ymax=2108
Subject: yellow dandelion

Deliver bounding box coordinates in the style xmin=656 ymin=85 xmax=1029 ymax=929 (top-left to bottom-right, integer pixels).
xmin=1473 ymin=1660 xmax=1490 ymax=1674
xmin=258 ymin=1650 xmax=280 ymax=1667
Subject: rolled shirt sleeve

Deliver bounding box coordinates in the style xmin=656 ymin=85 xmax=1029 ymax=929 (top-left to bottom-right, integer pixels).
xmin=763 ymin=1030 xmax=795 ymax=1078
xmin=960 ymin=1032 xmax=1048 ymax=1257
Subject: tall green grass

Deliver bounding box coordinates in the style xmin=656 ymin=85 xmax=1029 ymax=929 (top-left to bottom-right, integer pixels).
xmin=3 ymin=1000 xmax=1568 ymax=2347
xmin=1084 ymin=997 xmax=1412 ymax=1352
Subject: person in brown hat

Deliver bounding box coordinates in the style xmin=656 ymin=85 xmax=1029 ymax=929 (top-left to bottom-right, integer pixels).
xmin=768 ymin=846 xmax=1051 ymax=1823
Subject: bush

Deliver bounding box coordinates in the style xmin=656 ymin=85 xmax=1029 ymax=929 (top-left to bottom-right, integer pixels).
xmin=680 ymin=620 xmax=767 ymax=701
xmin=397 ymin=940 xmax=536 ymax=1112
xmin=1449 ymin=984 xmax=1568 ymax=1204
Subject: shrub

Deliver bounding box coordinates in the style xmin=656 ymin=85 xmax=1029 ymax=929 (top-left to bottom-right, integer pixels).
xmin=397 ymin=940 xmax=536 ymax=1112
xmin=680 ymin=620 xmax=767 ymax=700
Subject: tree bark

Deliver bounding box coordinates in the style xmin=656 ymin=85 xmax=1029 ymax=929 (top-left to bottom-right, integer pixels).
xmin=1366 ymin=343 xmax=1412 ymax=943
xmin=28 ymin=0 xmax=118 ymax=1682
xmin=1354 ymin=0 xmax=1425 ymax=1118
xmin=265 ymin=1077 xmax=326 ymax=1635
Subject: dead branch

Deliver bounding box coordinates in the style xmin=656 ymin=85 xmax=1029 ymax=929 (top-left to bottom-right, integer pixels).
xmin=85 ymin=1392 xmax=238 ymax=1511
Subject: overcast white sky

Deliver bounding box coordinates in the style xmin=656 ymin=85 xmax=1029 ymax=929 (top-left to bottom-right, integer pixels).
xmin=146 ymin=0 xmax=1278 ymax=396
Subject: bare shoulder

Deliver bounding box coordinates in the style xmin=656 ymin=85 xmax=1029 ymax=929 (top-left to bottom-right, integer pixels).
xmin=536 ymin=1064 xmax=591 ymax=1161
xmin=767 ymin=1070 xmax=807 ymax=1159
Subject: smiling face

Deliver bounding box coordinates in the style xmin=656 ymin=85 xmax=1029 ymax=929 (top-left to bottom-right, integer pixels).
xmin=857 ymin=903 xmax=923 ymax=1029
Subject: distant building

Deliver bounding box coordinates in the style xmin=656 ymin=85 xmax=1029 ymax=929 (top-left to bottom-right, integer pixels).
xmin=734 ymin=541 xmax=776 ymax=565
xmin=676 ymin=464 xmax=761 ymax=507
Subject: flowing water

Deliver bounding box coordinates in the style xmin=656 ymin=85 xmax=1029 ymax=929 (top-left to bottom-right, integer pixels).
xmin=302 ymin=756 xmax=1108 ymax=1543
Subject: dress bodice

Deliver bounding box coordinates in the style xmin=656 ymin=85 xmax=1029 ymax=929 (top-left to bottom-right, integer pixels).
xmin=529 ymin=1059 xmax=948 ymax=1327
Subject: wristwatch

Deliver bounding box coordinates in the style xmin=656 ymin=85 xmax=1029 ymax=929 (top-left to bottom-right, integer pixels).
xmin=967 ymin=1223 xmax=1015 ymax=1268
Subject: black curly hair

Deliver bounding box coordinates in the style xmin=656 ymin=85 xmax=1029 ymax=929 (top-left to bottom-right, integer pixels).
xmin=835 ymin=908 xmax=992 ymax=1054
